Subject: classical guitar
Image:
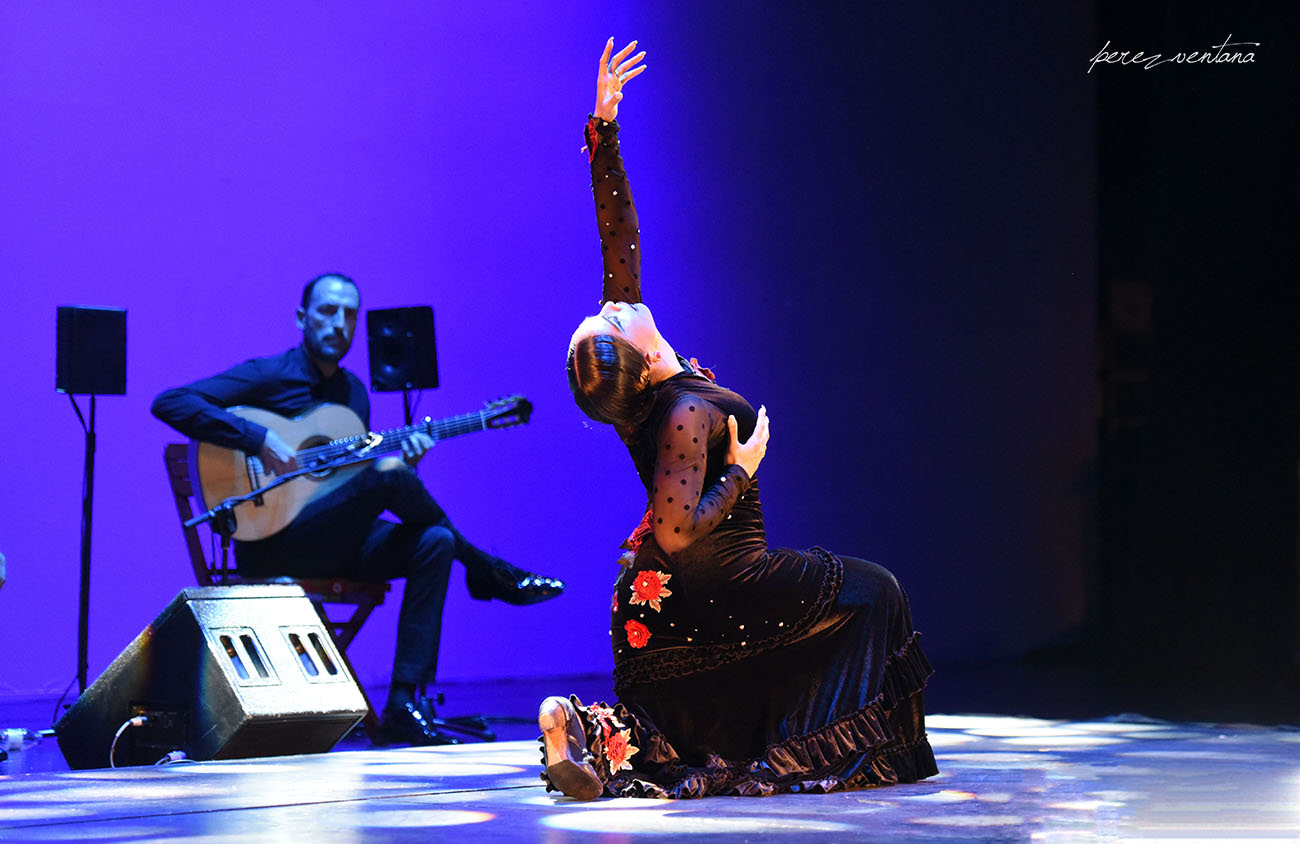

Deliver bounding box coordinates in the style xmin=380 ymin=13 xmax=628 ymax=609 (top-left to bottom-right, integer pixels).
xmin=191 ymin=396 xmax=531 ymax=541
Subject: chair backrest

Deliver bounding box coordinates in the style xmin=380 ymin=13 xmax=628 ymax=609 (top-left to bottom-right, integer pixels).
xmin=163 ymin=442 xmax=225 ymax=586
xmin=162 ymin=442 xmax=390 ymax=652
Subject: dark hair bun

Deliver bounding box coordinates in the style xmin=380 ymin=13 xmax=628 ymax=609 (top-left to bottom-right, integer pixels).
xmin=567 ymin=334 xmax=653 ymax=429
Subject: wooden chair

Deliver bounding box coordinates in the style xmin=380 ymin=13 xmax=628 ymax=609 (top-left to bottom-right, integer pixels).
xmin=163 ymin=442 xmax=389 ymax=736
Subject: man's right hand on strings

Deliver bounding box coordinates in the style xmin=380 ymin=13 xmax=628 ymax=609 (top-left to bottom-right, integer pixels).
xmin=260 ymin=428 xmax=298 ymax=475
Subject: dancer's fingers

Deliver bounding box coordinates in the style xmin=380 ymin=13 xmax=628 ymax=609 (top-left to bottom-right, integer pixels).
xmin=615 ymin=51 xmax=647 ymax=77
xmin=598 ymin=38 xmax=613 ymax=74
xmin=610 ymin=39 xmax=638 ymax=67
xmin=617 ymin=62 xmax=648 ymax=85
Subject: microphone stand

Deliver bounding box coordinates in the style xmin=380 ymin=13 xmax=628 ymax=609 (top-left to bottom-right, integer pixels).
xmin=185 ymin=433 xmax=385 ymax=542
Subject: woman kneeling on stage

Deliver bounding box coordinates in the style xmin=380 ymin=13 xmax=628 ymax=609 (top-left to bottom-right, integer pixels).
xmin=539 ymin=39 xmax=938 ymax=800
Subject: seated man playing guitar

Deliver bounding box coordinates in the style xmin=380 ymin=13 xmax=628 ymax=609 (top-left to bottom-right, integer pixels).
xmin=152 ymin=273 xmax=564 ymax=745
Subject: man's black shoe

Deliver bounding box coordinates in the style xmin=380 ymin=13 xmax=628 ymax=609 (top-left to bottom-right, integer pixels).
xmin=465 ymin=558 xmax=565 ymax=605
xmin=378 ymin=702 xmax=460 ymax=747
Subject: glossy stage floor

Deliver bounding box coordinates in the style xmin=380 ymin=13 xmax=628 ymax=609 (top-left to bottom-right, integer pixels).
xmin=2 ymin=684 xmax=1298 ymax=841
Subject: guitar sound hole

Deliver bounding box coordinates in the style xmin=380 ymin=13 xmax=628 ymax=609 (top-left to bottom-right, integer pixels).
xmin=299 ymin=435 xmax=335 ymax=478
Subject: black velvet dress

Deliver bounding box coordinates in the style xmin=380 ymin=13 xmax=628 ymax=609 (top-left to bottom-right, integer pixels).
xmin=546 ymin=116 xmax=938 ymax=798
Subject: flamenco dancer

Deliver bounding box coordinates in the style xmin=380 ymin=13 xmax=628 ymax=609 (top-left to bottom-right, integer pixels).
xmin=538 ymin=39 xmax=939 ymax=799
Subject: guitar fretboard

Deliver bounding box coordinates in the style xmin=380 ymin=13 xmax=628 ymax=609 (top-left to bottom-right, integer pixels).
xmin=296 ymin=409 xmax=494 ymax=467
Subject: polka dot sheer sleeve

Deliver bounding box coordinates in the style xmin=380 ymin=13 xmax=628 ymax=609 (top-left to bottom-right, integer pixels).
xmin=651 ymin=395 xmax=753 ymax=554
xmin=585 ymin=116 xmax=642 ymax=306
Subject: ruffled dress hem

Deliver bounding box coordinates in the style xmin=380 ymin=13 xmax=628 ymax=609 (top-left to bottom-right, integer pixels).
xmin=540 ymin=630 xmax=937 ymax=799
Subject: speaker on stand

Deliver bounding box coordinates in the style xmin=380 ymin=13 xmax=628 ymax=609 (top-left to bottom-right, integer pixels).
xmin=361 ymin=304 xmax=494 ymax=741
xmin=56 ymin=305 xmax=126 ymax=696
xmin=366 ymin=306 xmax=438 ymax=425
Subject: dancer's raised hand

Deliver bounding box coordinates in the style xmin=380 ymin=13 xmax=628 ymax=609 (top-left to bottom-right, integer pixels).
xmin=595 ymin=37 xmax=647 ymax=122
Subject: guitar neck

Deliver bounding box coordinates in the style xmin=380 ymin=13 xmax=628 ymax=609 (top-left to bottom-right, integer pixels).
xmin=300 ymin=410 xmax=493 ymax=466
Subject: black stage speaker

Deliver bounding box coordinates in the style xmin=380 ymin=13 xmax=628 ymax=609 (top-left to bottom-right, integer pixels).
xmin=56 ymin=305 xmax=126 ymax=395
xmin=366 ymin=305 xmax=438 ymax=392
xmin=55 ymin=585 xmax=367 ymax=769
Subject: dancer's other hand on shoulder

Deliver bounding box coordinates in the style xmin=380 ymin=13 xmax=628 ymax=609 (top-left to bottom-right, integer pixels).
xmin=727 ymin=405 xmax=770 ymax=478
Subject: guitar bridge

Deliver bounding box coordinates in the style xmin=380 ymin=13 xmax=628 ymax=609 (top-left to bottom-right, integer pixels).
xmin=245 ymin=456 xmax=266 ymax=507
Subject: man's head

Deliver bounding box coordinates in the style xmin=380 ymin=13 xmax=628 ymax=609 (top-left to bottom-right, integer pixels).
xmin=298 ymin=273 xmax=360 ymax=370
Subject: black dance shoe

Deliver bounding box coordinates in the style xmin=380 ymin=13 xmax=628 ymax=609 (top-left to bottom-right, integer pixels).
xmin=465 ymin=557 xmax=565 ymax=605
xmin=378 ymin=701 xmax=460 ymax=747
xmin=539 ymin=696 xmax=602 ymax=800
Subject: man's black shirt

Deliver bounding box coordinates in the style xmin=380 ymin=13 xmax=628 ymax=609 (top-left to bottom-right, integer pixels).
xmin=151 ymin=345 xmax=370 ymax=453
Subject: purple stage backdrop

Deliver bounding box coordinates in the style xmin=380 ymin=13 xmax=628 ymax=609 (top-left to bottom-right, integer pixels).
xmin=0 ymin=2 xmax=1096 ymax=697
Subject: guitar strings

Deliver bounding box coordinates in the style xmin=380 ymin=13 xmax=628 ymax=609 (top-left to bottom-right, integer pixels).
xmin=287 ymin=409 xmax=505 ymax=466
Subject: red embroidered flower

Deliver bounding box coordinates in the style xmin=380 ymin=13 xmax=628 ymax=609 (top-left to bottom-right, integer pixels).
xmin=629 ymin=570 xmax=673 ymax=613
xmin=604 ymin=727 xmax=638 ymax=774
xmin=624 ymin=619 xmax=651 ymax=649
xmin=610 ymin=592 xmax=619 ymax=613
xmin=617 ymin=506 xmax=655 ymax=567
xmin=588 ymin=703 xmax=620 ymax=738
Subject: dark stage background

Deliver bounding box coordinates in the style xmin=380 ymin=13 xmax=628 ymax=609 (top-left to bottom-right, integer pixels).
xmin=0 ymin=2 xmax=1294 ymax=724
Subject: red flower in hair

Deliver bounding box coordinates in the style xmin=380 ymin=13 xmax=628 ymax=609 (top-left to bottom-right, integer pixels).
xmin=629 ymin=570 xmax=673 ymax=613
xmin=624 ymin=619 xmax=651 ymax=649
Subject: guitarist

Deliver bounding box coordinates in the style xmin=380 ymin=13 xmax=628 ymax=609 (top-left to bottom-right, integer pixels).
xmin=152 ymin=272 xmax=564 ymax=746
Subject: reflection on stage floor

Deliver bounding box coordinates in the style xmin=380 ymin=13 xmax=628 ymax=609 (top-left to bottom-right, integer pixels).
xmin=3 ymin=712 xmax=1298 ymax=841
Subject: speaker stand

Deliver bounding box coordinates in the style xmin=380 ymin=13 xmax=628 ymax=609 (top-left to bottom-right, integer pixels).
xmin=67 ymin=394 xmax=97 ymax=694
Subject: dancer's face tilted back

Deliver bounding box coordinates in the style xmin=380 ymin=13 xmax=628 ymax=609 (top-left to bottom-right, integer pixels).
xmin=566 ymin=301 xmax=662 ymax=427
xmin=569 ymin=301 xmax=659 ymax=356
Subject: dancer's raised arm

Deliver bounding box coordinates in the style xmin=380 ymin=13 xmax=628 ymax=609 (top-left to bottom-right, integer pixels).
xmin=585 ymin=38 xmax=646 ymax=305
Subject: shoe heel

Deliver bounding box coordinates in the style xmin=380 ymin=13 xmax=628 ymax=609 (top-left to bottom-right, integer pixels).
xmin=538 ymin=696 xmax=571 ymax=757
